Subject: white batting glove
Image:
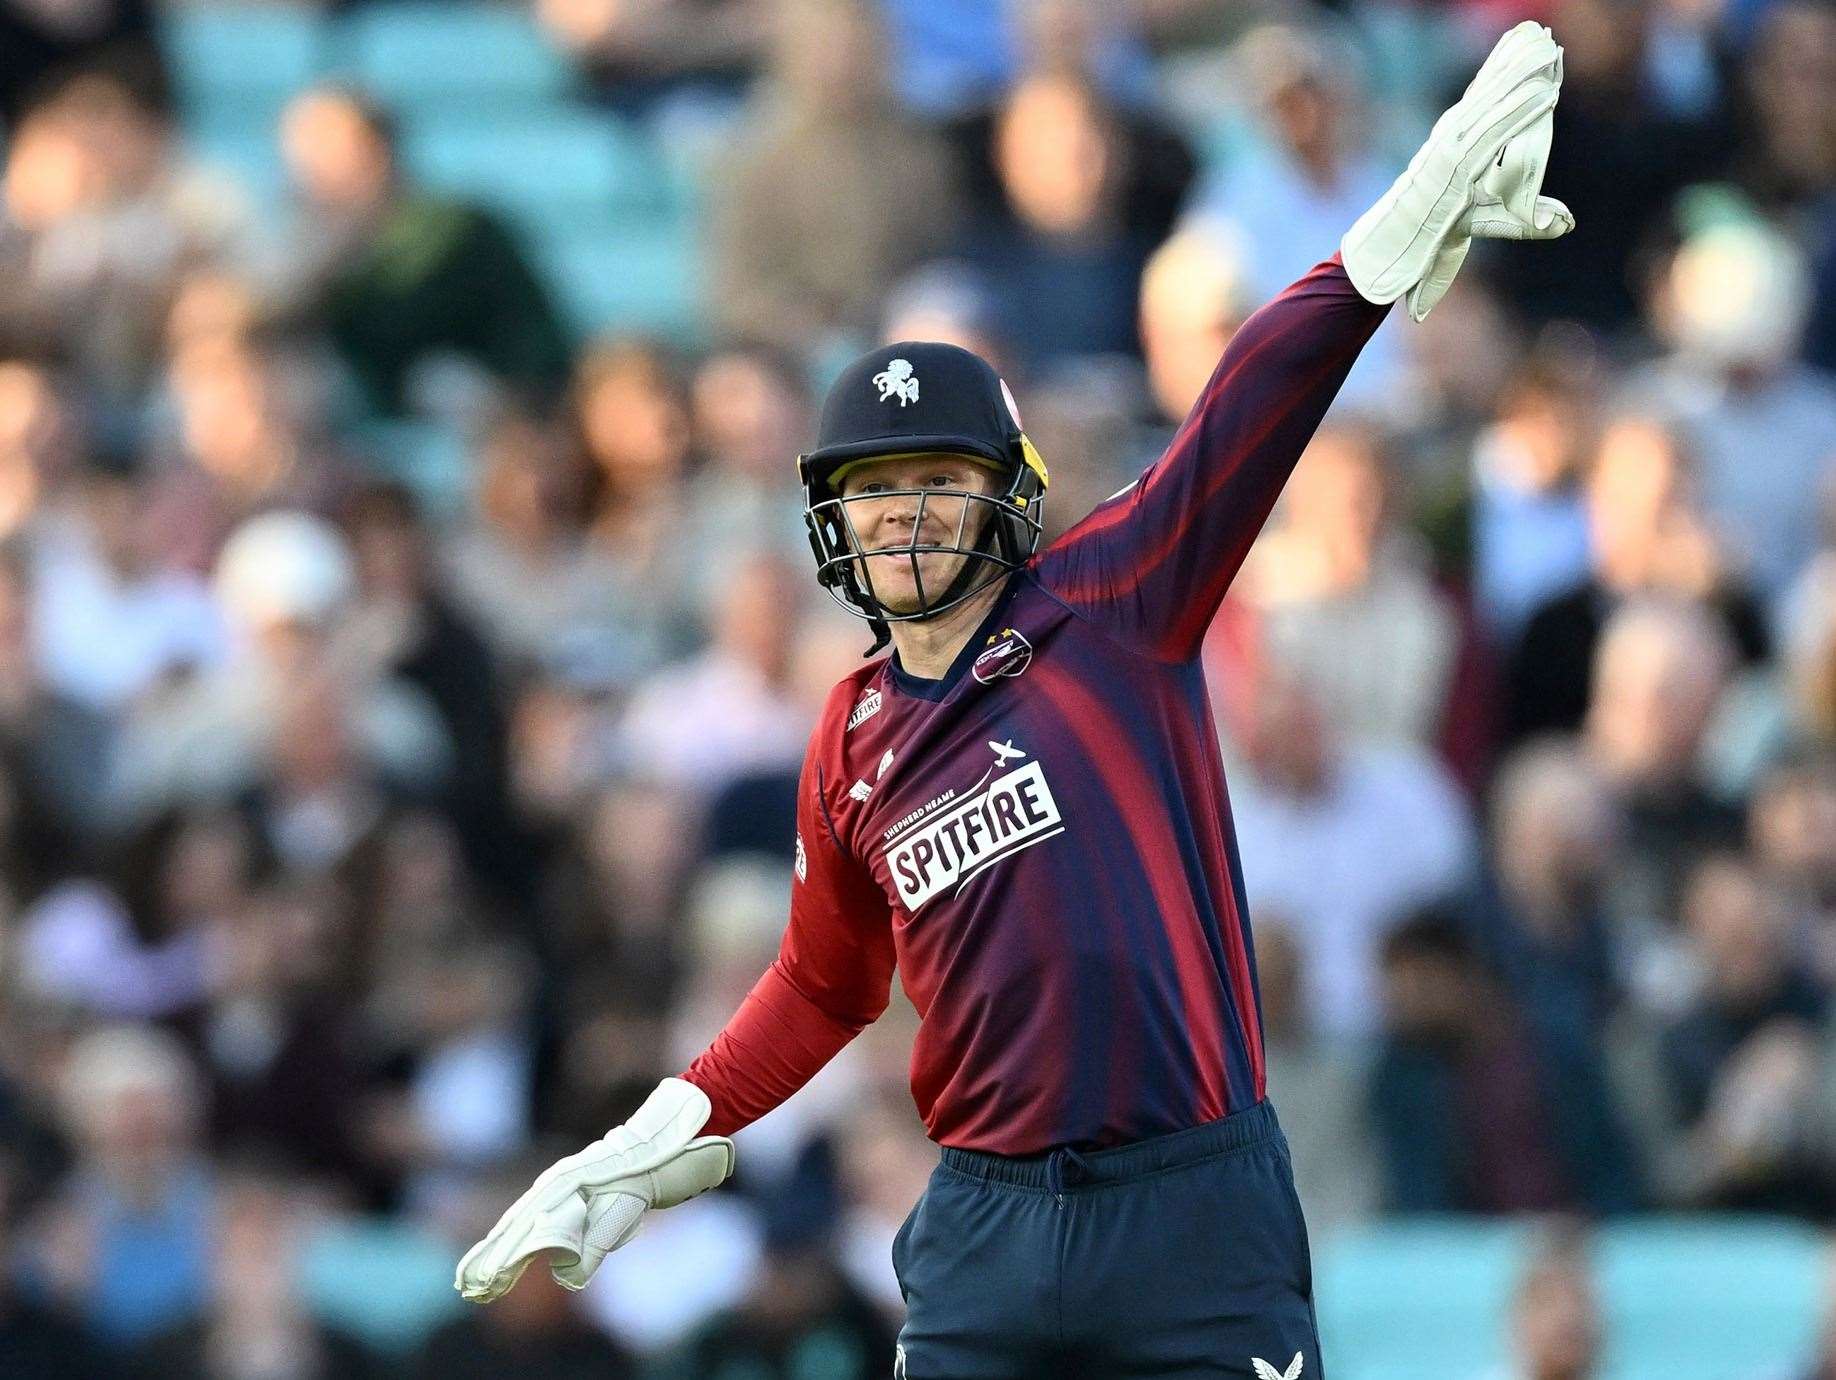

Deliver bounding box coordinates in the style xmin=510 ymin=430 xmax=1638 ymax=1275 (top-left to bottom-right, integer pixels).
xmin=1342 ymin=21 xmax=1575 ymax=322
xmin=454 ymin=1077 xmax=736 ymax=1303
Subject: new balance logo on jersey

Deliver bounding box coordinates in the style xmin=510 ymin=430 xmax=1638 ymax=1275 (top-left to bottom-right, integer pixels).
xmin=1252 ymin=1354 xmax=1303 ymax=1380
xmin=794 ymin=833 xmax=808 ymax=882
xmin=850 ymin=779 xmax=873 ymax=802
xmin=847 ymin=689 xmax=883 ymax=731
xmin=883 ymin=742 xmax=1063 ymax=909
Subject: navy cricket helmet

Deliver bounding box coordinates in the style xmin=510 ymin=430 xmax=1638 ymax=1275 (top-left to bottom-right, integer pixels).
xmin=797 ymin=341 xmax=1049 ymax=645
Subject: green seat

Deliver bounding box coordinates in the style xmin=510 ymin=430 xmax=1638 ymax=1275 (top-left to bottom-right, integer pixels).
xmin=1595 ymin=1217 xmax=1823 ymax=1379
xmin=533 ymin=219 xmax=704 ymax=341
xmin=400 ymin=110 xmax=671 ymax=223
xmin=1316 ymin=1218 xmax=1528 ymax=1378
xmin=162 ymin=5 xmax=327 ymax=110
xmin=298 ymin=1218 xmax=461 ymax=1354
xmin=341 ymin=3 xmax=572 ymax=108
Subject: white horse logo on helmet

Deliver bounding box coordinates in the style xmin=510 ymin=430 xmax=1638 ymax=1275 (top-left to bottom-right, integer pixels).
xmin=873 ymin=358 xmax=920 ymax=407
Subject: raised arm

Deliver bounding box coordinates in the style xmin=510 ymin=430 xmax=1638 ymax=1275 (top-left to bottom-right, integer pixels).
xmin=1035 ymin=253 xmax=1388 ymax=662
xmin=1035 ymin=21 xmax=1571 ymax=664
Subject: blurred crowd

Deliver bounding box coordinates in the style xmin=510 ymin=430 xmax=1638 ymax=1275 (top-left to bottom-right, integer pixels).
xmin=0 ymin=0 xmax=1835 ymax=1374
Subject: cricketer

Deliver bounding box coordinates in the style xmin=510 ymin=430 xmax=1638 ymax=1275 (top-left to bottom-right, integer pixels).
xmin=458 ymin=21 xmax=1574 ymax=1377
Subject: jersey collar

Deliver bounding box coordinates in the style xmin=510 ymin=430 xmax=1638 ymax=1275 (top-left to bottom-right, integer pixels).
xmin=887 ymin=573 xmax=1023 ymax=702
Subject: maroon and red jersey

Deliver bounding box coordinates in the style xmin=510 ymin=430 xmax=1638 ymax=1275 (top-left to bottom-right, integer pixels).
xmin=683 ymin=255 xmax=1389 ymax=1154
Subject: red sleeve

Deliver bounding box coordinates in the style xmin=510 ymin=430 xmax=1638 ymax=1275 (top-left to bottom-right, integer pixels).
xmin=1033 ymin=253 xmax=1389 ymax=662
xmin=681 ymin=731 xmax=895 ymax=1137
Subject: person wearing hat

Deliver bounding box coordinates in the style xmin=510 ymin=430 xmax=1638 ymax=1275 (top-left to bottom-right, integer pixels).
xmin=459 ymin=22 xmax=1575 ymax=1375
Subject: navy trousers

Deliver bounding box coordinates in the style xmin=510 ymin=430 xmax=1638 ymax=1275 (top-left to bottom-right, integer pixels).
xmin=891 ymin=1099 xmax=1323 ymax=1379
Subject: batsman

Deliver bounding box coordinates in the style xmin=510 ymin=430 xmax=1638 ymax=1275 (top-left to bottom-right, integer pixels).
xmin=458 ymin=23 xmax=1573 ymax=1376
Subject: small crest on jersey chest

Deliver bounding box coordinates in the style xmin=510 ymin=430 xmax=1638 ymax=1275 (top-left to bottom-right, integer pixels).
xmin=847 ymin=687 xmax=883 ymax=731
xmin=972 ymin=628 xmax=1033 ymax=683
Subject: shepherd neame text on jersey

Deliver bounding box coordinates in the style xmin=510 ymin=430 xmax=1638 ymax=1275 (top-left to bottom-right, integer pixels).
xmin=885 ymin=761 xmax=1064 ymax=908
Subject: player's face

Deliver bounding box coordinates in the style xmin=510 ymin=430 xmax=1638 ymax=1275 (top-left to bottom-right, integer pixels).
xmin=838 ymin=453 xmax=998 ymax=615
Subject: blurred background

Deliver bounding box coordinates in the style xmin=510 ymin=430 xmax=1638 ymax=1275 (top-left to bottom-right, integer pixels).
xmin=0 ymin=0 xmax=1832 ymax=1375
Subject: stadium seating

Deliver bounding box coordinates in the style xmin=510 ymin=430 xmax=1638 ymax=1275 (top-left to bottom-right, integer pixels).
xmin=1315 ymin=1216 xmax=1826 ymax=1379
xmin=338 ymin=3 xmax=574 ymax=110
xmin=163 ymin=5 xmax=327 ymax=115
xmin=398 ymin=110 xmax=675 ymax=228
xmin=298 ymin=1218 xmax=461 ymax=1354
xmin=162 ymin=3 xmax=705 ymax=341
xmin=533 ymin=221 xmax=703 ymax=341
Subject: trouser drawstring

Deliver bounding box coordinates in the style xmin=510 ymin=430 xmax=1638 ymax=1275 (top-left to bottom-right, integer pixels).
xmin=1046 ymin=1145 xmax=1098 ymax=1200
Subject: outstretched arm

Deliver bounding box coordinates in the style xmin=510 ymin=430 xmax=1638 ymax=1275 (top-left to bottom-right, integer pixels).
xmin=1035 ymin=253 xmax=1388 ymax=662
xmin=1034 ymin=22 xmax=1572 ymax=664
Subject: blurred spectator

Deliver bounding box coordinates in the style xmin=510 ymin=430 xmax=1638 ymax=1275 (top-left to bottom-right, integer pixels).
xmin=1628 ymin=212 xmax=1836 ymax=606
xmin=1498 ymin=414 xmax=1769 ymax=748
xmin=1729 ymin=0 xmax=1836 ymax=217
xmin=1788 ymin=511 xmax=1836 ymax=749
xmin=414 ymin=1262 xmax=632 ymax=1380
xmin=443 ymin=411 xmax=639 ymax=675
xmin=1255 ymin=919 xmax=1379 ymax=1238
xmin=0 ymin=541 xmax=111 ymax=869
xmin=1504 ymin=414 xmax=1768 ymax=745
xmin=878 ymin=0 xmax=1157 ymax=119
xmin=1749 ymin=754 xmax=1836 ymax=970
xmin=200 ymin=878 xmax=366 ymax=1188
xmin=0 ymin=0 xmax=164 ymax=130
xmin=339 ymin=480 xmax=524 ymax=893
xmin=1235 ymin=420 xmax=1459 ymax=747
xmin=0 ymin=73 xmax=246 ymax=408
xmin=1465 ymin=741 xmax=1646 ymax=1214
xmin=1468 ymin=344 xmax=1599 ymax=643
xmin=30 ymin=468 xmax=225 ymax=712
xmin=130 ymin=1167 xmax=374 ymax=1379
xmin=943 ymin=0 xmax=1195 ymax=254
xmin=0 ymin=359 xmax=85 ymax=540
xmin=1223 ymin=659 xmax=1475 ymax=1037
xmin=1368 ymin=913 xmax=1581 ymax=1214
xmin=1135 ymin=225 xmax=1253 ymax=433
xmin=535 ymin=0 xmax=767 ymax=119
xmin=952 ymin=72 xmax=1150 ymax=370
xmin=0 ymin=1153 xmax=105 ymax=1377
xmin=1492 ymin=1225 xmax=1603 ymax=1380
xmin=657 ymin=1140 xmax=895 ymax=1380
xmin=572 ymin=340 xmax=702 ymax=650
xmin=616 ymin=550 xmax=812 ymax=792
xmin=1186 ymin=24 xmax=1392 ymax=301
xmin=27 ymin=1025 xmax=214 ymax=1350
xmin=1582 ymin=598 xmax=1745 ymax=932
xmin=1482 ymin=0 xmax=1736 ymax=332
xmin=1654 ymin=853 xmax=1833 ymax=1216
xmin=1181 ymin=22 xmax=1407 ymax=410
xmin=150 ymin=331 xmax=356 ymax=561
xmin=17 ymin=806 xmax=251 ymax=1023
xmin=684 ymin=341 xmax=815 ymax=590
xmin=269 ymin=86 xmax=571 ymax=418
xmin=879 ymin=262 xmax=1015 ymax=379
xmin=707 ymin=0 xmax=961 ymax=356
xmin=113 ymin=510 xmax=450 ymax=820
xmin=349 ymin=815 xmax=536 ymax=1209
